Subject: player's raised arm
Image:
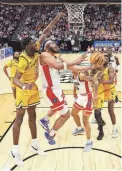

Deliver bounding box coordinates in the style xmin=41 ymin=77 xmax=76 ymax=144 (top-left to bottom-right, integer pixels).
xmin=38 ymin=12 xmax=65 ymax=44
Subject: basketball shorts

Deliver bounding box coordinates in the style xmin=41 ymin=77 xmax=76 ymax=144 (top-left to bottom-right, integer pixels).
xmin=10 ymin=78 xmax=16 ymax=88
xmin=94 ymin=93 xmax=104 ymax=109
xmin=74 ymin=93 xmax=92 ymax=113
xmin=43 ymin=88 xmax=68 ymax=114
xmin=104 ymin=87 xmax=117 ymax=102
xmin=16 ymin=83 xmax=40 ymax=109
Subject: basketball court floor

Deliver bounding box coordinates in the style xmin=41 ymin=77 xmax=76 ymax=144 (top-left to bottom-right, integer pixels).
xmin=0 ymin=53 xmax=121 ymax=171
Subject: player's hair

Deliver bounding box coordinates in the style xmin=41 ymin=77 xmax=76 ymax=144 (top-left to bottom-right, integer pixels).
xmin=90 ymin=52 xmax=105 ymax=67
xmin=43 ymin=40 xmax=53 ymax=50
xmin=21 ymin=37 xmax=32 ymax=50
xmin=104 ymin=54 xmax=111 ymax=63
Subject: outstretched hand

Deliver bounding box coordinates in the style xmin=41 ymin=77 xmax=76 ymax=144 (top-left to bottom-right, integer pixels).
xmin=57 ymin=12 xmax=66 ymax=19
xmin=76 ymin=53 xmax=88 ymax=64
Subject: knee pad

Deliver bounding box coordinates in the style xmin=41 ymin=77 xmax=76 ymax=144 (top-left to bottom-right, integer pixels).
xmin=60 ymin=105 xmax=69 ymax=116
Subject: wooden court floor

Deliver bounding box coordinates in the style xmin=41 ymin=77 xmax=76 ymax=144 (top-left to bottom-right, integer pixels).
xmin=0 ymin=53 xmax=121 ymax=171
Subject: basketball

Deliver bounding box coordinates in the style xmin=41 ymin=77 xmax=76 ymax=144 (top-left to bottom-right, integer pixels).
xmin=90 ymin=52 xmax=105 ymax=67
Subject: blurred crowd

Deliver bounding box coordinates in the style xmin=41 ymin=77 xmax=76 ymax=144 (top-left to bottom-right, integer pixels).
xmin=0 ymin=4 xmax=121 ymax=43
xmin=0 ymin=5 xmax=26 ymax=39
xmin=84 ymin=5 xmax=121 ymax=41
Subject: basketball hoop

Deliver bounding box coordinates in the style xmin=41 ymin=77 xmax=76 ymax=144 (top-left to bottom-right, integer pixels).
xmin=65 ymin=3 xmax=87 ymax=35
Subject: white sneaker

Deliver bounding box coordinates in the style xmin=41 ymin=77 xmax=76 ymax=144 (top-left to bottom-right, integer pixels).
xmin=112 ymin=129 xmax=118 ymax=138
xmin=30 ymin=144 xmax=47 ymax=157
xmin=90 ymin=118 xmax=97 ymax=124
xmin=84 ymin=141 xmax=93 ymax=152
xmin=10 ymin=150 xmax=24 ymax=167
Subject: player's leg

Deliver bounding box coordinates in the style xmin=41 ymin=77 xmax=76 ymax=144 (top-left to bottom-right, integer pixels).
xmin=12 ymin=87 xmax=16 ymax=99
xmin=83 ymin=111 xmax=93 ymax=152
xmin=108 ymin=100 xmax=118 ymax=138
xmin=45 ymin=105 xmax=70 ymax=145
xmin=27 ymin=105 xmax=37 ymax=139
xmin=94 ymin=108 xmax=104 ymax=140
xmin=39 ymin=89 xmax=65 ymax=131
xmin=40 ymin=92 xmax=67 ymax=129
xmin=11 ymin=108 xmax=25 ymax=166
xmin=27 ymin=105 xmax=47 ymax=156
xmin=39 ymin=108 xmax=56 ymax=131
xmin=11 ymin=78 xmax=16 ymax=99
xmin=71 ymin=106 xmax=85 ymax=135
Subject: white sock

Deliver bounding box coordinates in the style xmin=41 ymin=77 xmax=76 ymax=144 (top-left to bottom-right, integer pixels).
xmin=44 ymin=115 xmax=49 ymax=121
xmin=113 ymin=124 xmax=117 ymax=130
xmin=87 ymin=139 xmax=92 ymax=143
xmin=49 ymin=129 xmax=56 ymax=136
xmin=78 ymin=126 xmax=82 ymax=130
xmin=12 ymin=145 xmax=19 ymax=152
xmin=32 ymin=138 xmax=38 ymax=145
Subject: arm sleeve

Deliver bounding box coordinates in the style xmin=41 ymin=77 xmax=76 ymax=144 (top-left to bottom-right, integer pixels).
xmin=17 ymin=57 xmax=28 ymax=73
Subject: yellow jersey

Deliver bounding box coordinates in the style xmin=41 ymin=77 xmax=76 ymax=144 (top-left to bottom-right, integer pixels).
xmin=92 ymin=71 xmax=104 ymax=95
xmin=18 ymin=51 xmax=39 ymax=83
xmin=17 ymin=41 xmax=40 ymax=83
xmin=6 ymin=59 xmax=19 ymax=78
xmin=103 ymin=67 xmax=116 ymax=94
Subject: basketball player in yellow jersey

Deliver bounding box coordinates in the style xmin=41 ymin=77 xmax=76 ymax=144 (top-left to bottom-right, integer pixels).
xmin=90 ymin=68 xmax=105 ymax=140
xmin=3 ymin=51 xmax=20 ymax=98
xmin=100 ymin=55 xmax=118 ymax=138
xmin=10 ymin=12 xmax=65 ymax=167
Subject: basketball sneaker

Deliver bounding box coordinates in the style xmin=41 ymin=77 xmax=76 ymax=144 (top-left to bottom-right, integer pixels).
xmin=39 ymin=118 xmax=50 ymax=131
xmin=45 ymin=132 xmax=56 ymax=145
xmin=84 ymin=141 xmax=93 ymax=152
xmin=30 ymin=143 xmax=47 ymax=156
xmin=72 ymin=128 xmax=85 ymax=136
xmin=10 ymin=150 xmax=24 ymax=167
xmin=90 ymin=118 xmax=97 ymax=124
xmin=112 ymin=128 xmax=118 ymax=138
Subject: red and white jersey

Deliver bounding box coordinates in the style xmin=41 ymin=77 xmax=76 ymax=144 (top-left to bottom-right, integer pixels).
xmin=77 ymin=75 xmax=92 ymax=95
xmin=109 ymin=55 xmax=117 ymax=71
xmin=41 ymin=64 xmax=61 ymax=89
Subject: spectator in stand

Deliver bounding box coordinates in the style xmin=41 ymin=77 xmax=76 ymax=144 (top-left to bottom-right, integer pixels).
xmin=0 ymin=4 xmax=120 ymax=42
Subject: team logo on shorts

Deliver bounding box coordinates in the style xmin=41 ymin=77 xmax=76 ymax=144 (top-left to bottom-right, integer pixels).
xmin=52 ymin=98 xmax=58 ymax=103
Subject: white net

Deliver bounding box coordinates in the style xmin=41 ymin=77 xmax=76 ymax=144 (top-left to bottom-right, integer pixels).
xmin=65 ymin=3 xmax=87 ymax=24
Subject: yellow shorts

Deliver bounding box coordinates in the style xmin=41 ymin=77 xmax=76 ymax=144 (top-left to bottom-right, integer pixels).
xmin=104 ymin=88 xmax=116 ymax=102
xmin=94 ymin=93 xmax=104 ymax=109
xmin=16 ymin=83 xmax=40 ymax=109
xmin=10 ymin=78 xmax=16 ymax=88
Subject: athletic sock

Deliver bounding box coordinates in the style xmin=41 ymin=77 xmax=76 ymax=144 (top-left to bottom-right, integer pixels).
xmin=44 ymin=115 xmax=49 ymax=121
xmin=113 ymin=124 xmax=117 ymax=130
xmin=49 ymin=129 xmax=56 ymax=136
xmin=12 ymin=145 xmax=19 ymax=152
xmin=87 ymin=139 xmax=92 ymax=143
xmin=32 ymin=138 xmax=38 ymax=145
xmin=77 ymin=126 xmax=82 ymax=130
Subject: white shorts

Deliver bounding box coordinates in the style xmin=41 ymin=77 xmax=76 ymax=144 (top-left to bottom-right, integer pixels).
xmin=74 ymin=93 xmax=92 ymax=113
xmin=43 ymin=88 xmax=68 ymax=113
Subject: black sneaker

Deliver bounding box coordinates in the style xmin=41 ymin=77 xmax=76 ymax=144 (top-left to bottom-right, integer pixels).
xmin=97 ymin=132 xmax=104 ymax=140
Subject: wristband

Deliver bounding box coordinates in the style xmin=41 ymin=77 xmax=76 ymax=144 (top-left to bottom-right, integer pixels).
xmin=22 ymin=85 xmax=26 ymax=90
xmin=63 ymin=62 xmax=67 ymax=70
